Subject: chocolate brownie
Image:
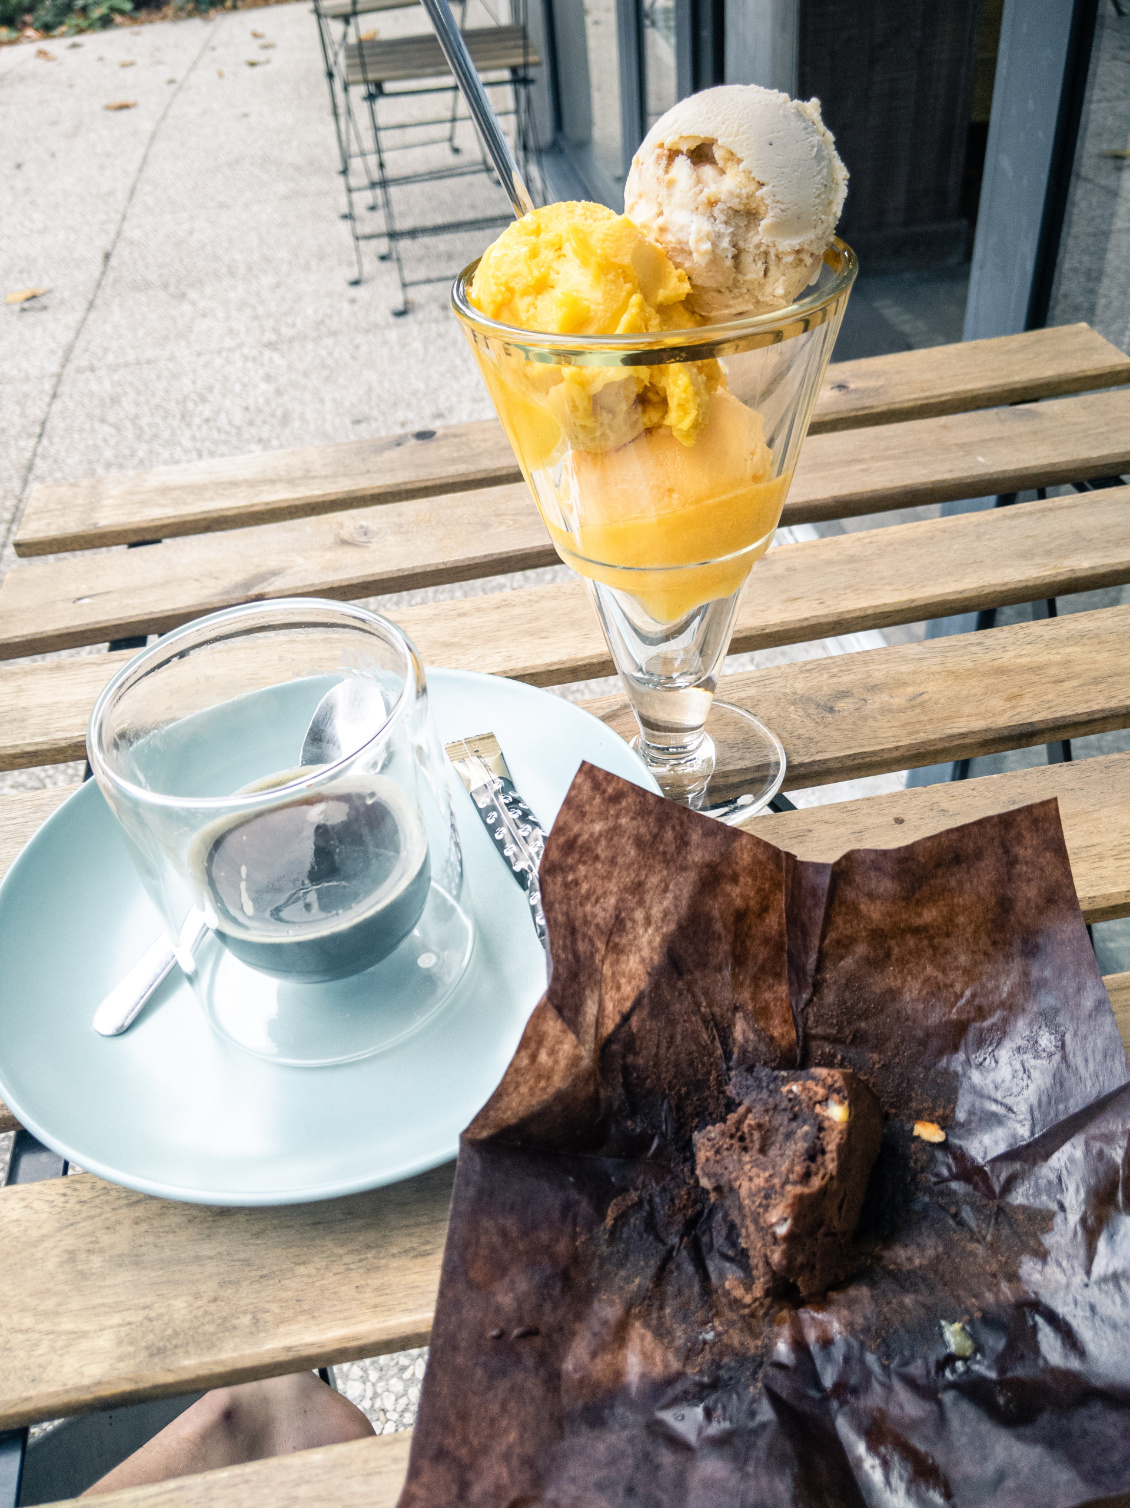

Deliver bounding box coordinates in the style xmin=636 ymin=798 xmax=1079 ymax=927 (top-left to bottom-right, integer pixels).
xmin=694 ymin=1066 xmax=882 ymax=1298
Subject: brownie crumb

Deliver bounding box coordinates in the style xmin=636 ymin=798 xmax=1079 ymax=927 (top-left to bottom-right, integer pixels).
xmin=694 ymin=1066 xmax=882 ymax=1298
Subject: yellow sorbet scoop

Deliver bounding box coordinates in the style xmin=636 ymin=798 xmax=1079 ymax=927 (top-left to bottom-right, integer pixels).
xmin=548 ymin=391 xmax=791 ymax=620
xmin=468 ymin=202 xmax=717 ymax=455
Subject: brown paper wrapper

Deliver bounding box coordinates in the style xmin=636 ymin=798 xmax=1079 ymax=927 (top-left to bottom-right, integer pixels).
xmin=401 ymin=764 xmax=1130 ymax=1508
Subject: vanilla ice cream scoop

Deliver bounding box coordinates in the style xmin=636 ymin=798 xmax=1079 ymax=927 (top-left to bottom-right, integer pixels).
xmin=625 ymin=84 xmax=848 ymax=322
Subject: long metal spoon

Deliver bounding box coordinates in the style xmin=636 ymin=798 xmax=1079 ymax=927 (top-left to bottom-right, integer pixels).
xmin=92 ymin=676 xmax=389 ymax=1038
xmin=418 ymin=0 xmax=535 ymax=218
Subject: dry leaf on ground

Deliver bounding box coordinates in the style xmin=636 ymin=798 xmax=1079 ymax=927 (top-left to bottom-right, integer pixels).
xmin=35 ymin=46 xmax=55 ymax=59
xmin=360 ymin=28 xmax=378 ymax=38
xmin=1099 ymin=149 xmax=1130 ymax=160
xmin=217 ymin=68 xmax=223 ymax=76
xmin=119 ymin=59 xmax=135 ymax=66
xmin=104 ymin=100 xmax=137 ymax=110
xmin=6 ymin=288 xmax=48 ymax=305
xmin=250 ymin=27 xmax=262 ymax=34
xmin=258 ymin=40 xmax=275 ymax=47
xmin=245 ymin=57 xmax=267 ymax=65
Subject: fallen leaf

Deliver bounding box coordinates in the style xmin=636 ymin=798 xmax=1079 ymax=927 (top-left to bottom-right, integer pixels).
xmin=258 ymin=40 xmax=275 ymax=47
xmin=250 ymin=26 xmax=262 ymax=34
xmin=67 ymin=40 xmax=82 ymax=48
xmin=119 ymin=58 xmax=135 ymax=66
xmin=245 ymin=57 xmax=266 ymax=65
xmin=1099 ymin=148 xmax=1130 ymax=160
xmin=216 ymin=67 xmax=223 ymax=76
xmin=35 ymin=46 xmax=55 ymax=59
xmin=360 ymin=27 xmax=378 ymax=38
xmin=6 ymin=288 xmax=48 ymax=305
xmin=104 ymin=99 xmax=136 ymax=110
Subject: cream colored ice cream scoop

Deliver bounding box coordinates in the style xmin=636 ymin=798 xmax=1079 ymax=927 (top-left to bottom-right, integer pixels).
xmin=625 ymin=84 xmax=848 ymax=322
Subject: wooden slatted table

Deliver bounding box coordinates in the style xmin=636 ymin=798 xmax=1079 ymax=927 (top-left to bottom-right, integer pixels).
xmin=2 ymin=322 xmax=1129 ymax=1508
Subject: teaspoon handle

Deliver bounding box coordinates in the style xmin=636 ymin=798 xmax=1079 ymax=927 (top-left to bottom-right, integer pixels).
xmin=93 ymin=911 xmax=209 ymax=1038
xmin=93 ymin=935 xmax=177 ymax=1037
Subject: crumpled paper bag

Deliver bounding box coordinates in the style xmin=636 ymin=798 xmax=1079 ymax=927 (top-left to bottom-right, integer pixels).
xmin=401 ymin=764 xmax=1130 ymax=1508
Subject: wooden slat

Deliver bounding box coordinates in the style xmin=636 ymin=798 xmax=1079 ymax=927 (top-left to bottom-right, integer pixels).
xmin=395 ymin=486 xmax=1130 ymax=684
xmin=2 ymin=760 xmax=1127 ymax=1437
xmin=3 ymin=489 xmax=1129 ymax=773
xmin=4 ymin=606 xmax=1130 ymax=887
xmin=5 ymin=606 xmax=1129 ymax=844
xmin=788 ymin=386 xmax=1130 ymax=526
xmin=14 ymin=328 xmax=1128 ymax=557
xmin=740 ymin=751 xmax=1130 ymax=926
xmin=0 ymin=1101 xmax=19 ymax=1135
xmin=44 ymin=1434 xmax=413 ymax=1507
xmin=589 ymin=603 xmax=1130 ymax=799
xmin=0 ymin=484 xmax=556 ymax=660
xmin=344 ymin=25 xmax=539 ymax=86
xmin=805 ymin=322 xmax=1130 ymax=434
xmin=16 ymin=421 xmax=523 ymax=559
xmin=3 ymin=597 xmax=1129 ymax=835
xmin=3 ymin=391 xmax=1128 ymax=661
xmin=0 ymin=1165 xmax=453 ymax=1430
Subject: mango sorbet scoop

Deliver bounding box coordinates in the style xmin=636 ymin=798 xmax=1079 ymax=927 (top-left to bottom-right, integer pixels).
xmin=466 ymin=201 xmax=787 ymax=620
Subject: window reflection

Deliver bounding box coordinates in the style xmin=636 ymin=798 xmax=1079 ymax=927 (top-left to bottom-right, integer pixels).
xmin=549 ymin=0 xmax=625 ymax=203
xmin=643 ymin=0 xmax=677 ymax=129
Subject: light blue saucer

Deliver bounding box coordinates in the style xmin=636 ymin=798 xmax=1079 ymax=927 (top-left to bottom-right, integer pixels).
xmin=0 ymin=670 xmax=657 ymax=1206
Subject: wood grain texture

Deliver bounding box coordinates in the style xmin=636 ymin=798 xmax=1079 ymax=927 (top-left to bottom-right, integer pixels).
xmin=589 ymin=604 xmax=1130 ymax=799
xmin=4 ymin=390 xmax=1129 ymax=661
xmin=0 ymin=1101 xmax=19 ymax=1134
xmin=740 ymin=750 xmax=1130 ymax=924
xmin=14 ymin=328 xmax=1127 ymax=557
xmin=40 ymin=1433 xmax=413 ymax=1508
xmin=0 ymin=1164 xmax=454 ymax=1430
xmin=4 ymin=491 xmax=1127 ymax=772
xmin=4 ymin=606 xmax=1129 ymax=869
xmin=15 ymin=421 xmax=525 ymax=558
xmin=807 ymin=322 xmax=1130 ymax=434
xmin=42 ymin=1433 xmax=413 ymax=1508
xmin=0 ymin=484 xmax=557 ymax=660
xmin=783 ymin=387 xmax=1130 ymax=526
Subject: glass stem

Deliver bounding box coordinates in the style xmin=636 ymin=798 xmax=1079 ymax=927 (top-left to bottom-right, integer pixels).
xmin=584 ymin=578 xmax=744 ymax=808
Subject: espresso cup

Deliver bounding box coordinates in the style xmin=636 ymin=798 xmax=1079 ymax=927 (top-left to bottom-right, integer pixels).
xmin=87 ymin=600 xmax=472 ymax=1065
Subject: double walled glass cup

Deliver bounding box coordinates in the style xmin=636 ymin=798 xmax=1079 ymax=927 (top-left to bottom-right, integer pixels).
xmin=453 ymin=241 xmax=857 ymax=815
xmin=87 ymin=600 xmax=472 ymax=1066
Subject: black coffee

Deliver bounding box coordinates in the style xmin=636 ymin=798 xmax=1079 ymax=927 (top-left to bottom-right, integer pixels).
xmin=194 ymin=774 xmax=430 ymax=983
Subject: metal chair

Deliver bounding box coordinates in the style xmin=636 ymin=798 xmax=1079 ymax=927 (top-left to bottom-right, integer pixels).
xmin=315 ymin=0 xmax=541 ymax=311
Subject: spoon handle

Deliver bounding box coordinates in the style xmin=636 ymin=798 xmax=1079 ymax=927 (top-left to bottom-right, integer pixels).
xmin=93 ymin=936 xmax=177 ymax=1037
xmin=93 ymin=912 xmax=209 ymax=1038
xmin=418 ymin=0 xmax=536 ymax=219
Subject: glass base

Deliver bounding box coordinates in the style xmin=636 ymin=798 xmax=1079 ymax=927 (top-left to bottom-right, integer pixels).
xmin=193 ymin=883 xmax=474 ymax=1066
xmin=632 ymin=701 xmax=786 ymax=825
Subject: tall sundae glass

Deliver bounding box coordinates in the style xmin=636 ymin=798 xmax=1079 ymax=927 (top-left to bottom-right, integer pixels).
xmin=452 ymin=238 xmax=856 ymax=815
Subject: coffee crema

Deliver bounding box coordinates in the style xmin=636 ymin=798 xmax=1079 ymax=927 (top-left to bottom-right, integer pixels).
xmin=190 ymin=770 xmax=430 ymax=983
